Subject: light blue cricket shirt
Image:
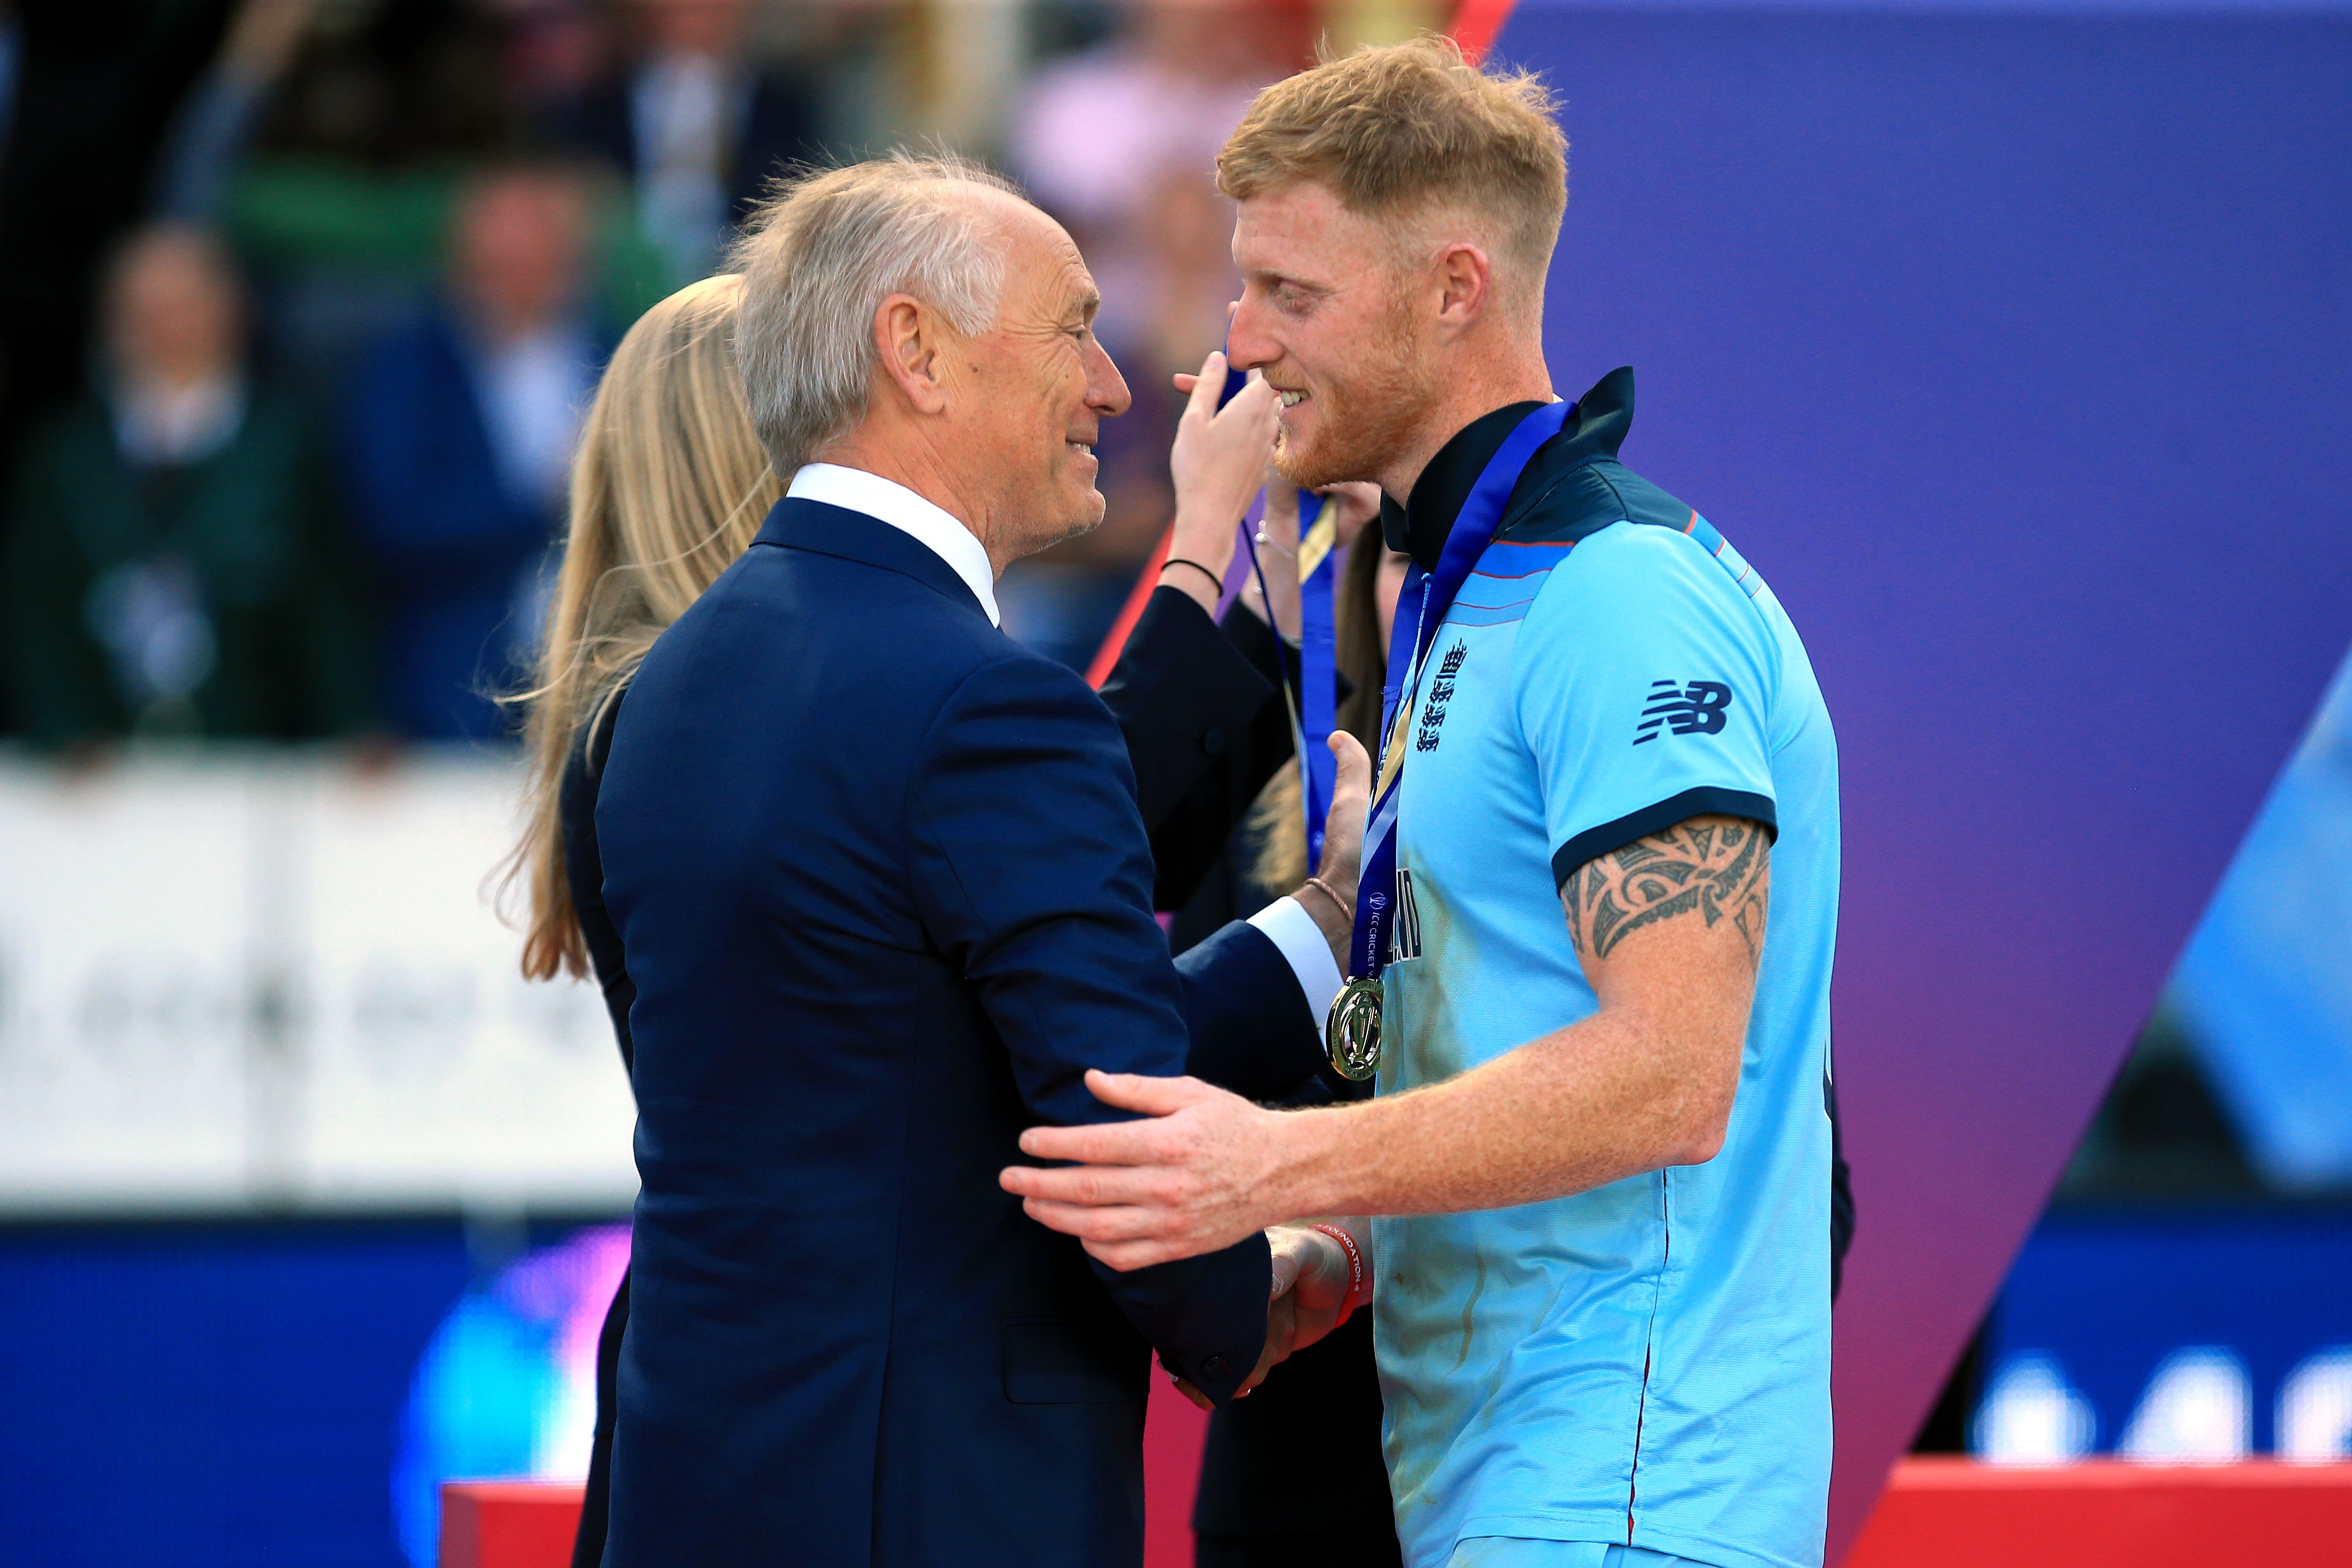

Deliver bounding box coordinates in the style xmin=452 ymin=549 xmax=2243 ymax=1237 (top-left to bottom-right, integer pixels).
xmin=1371 ymin=375 xmax=1837 ymax=1568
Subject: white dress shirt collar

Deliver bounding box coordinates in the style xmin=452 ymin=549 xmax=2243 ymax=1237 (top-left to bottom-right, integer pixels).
xmin=787 ymin=463 xmax=999 ymax=627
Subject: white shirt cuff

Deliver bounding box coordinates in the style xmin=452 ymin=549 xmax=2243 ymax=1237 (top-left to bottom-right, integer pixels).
xmin=1247 ymin=895 xmax=1345 ymax=1025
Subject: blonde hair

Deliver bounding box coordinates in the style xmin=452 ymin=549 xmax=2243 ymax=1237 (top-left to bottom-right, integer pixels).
xmin=1217 ymin=36 xmax=1567 ymax=288
xmin=510 ymin=273 xmax=785 ymax=980
xmin=729 ymin=152 xmax=1020 ymax=477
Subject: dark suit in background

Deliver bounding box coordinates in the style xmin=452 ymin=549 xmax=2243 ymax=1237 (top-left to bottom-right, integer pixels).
xmin=594 ymin=498 xmax=1303 ymax=1566
xmin=4 ymin=388 xmax=376 ymax=746
xmin=341 ymin=312 xmax=582 ymax=741
xmin=562 ymin=68 xmax=819 ymax=232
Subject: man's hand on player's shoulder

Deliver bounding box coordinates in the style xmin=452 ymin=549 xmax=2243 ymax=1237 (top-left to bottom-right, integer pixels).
xmin=1001 ymin=814 xmax=1776 ymax=1266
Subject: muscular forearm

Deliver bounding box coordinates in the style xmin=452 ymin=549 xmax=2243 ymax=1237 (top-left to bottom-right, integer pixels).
xmin=1002 ymin=817 xmax=1763 ymax=1271
xmin=1266 ymin=1004 xmax=1735 ymax=1219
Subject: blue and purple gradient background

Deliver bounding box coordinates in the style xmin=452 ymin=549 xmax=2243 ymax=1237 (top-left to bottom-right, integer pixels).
xmin=1490 ymin=2 xmax=2352 ymax=1553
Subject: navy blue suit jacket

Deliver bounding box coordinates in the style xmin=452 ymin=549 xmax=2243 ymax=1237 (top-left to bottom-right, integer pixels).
xmin=596 ymin=498 xmax=1282 ymax=1567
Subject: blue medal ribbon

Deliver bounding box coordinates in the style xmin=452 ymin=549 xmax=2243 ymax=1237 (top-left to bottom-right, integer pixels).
xmin=1219 ymin=356 xmax=1338 ymax=866
xmin=1348 ymin=399 xmax=1572 ymax=984
xmin=1238 ymin=491 xmax=1339 ymax=867
xmin=1295 ymin=497 xmax=1338 ymax=867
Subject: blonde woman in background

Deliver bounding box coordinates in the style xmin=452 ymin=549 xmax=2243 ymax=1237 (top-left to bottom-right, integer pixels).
xmin=509 ymin=270 xmax=1312 ymax=1567
xmin=507 ymin=271 xmax=782 ymax=1568
xmin=516 ymin=273 xmax=781 ymax=1000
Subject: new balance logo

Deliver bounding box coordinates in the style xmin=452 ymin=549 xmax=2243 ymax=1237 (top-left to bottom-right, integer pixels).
xmin=1635 ymin=679 xmax=1733 ymax=745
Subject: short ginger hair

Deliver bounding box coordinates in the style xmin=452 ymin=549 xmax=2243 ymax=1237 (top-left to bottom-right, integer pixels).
xmin=1217 ymin=36 xmax=1567 ymax=290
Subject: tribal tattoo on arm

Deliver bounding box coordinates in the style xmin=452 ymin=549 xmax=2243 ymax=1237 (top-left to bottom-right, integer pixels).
xmin=1561 ymin=815 xmax=1771 ymax=967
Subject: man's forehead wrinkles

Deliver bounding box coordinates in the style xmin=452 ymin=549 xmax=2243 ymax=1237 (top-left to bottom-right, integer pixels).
xmin=1045 ymin=250 xmax=1099 ymax=319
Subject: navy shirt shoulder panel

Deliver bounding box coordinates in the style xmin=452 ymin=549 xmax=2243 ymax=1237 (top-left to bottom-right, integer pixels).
xmin=1498 ymin=456 xmax=1701 ymax=547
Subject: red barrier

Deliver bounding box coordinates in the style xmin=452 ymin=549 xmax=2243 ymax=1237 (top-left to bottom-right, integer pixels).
xmin=1451 ymin=0 xmax=1517 ymax=64
xmin=1843 ymin=1459 xmax=2352 ymax=1568
xmin=438 ymin=1481 xmax=583 ymax=1568
xmin=435 ymin=1378 xmax=1209 ymax=1568
xmin=445 ymin=1457 xmax=2352 ymax=1567
xmin=1145 ymin=1366 xmax=1213 ymax=1568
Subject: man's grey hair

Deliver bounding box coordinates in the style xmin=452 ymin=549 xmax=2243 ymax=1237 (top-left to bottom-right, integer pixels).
xmin=728 ymin=153 xmax=1023 ymax=477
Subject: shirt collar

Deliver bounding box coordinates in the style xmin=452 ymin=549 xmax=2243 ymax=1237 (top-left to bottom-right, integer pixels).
xmin=1377 ymin=370 xmax=1639 ymax=571
xmin=787 ymin=463 xmax=1000 ymax=627
xmin=1380 ymin=401 xmax=1549 ymax=572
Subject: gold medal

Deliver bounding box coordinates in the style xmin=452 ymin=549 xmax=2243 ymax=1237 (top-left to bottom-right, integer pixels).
xmin=1325 ymin=975 xmax=1384 ymax=1081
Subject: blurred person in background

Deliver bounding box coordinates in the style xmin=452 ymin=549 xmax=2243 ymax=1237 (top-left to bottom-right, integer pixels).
xmin=1103 ymin=460 xmax=1413 ymax=1567
xmin=1011 ymin=0 xmax=1302 ymax=362
xmin=167 ymin=0 xmax=665 ymax=400
xmin=557 ymin=0 xmax=822 ymax=288
xmin=0 ymin=0 xmax=240 ymax=741
xmin=152 ymin=0 xmax=322 ymax=225
xmin=508 ymin=271 xmax=783 ymax=1568
xmin=343 ymin=160 xmax=607 ymax=742
xmin=209 ymin=0 xmax=524 ymax=394
xmin=3 ymin=223 xmax=376 ymax=751
xmin=0 ymin=0 xmax=231 ymax=442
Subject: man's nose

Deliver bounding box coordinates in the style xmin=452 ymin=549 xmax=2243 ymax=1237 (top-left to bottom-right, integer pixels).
xmin=1226 ymin=291 xmax=1276 ymax=374
xmin=1086 ymin=335 xmax=1132 ymax=418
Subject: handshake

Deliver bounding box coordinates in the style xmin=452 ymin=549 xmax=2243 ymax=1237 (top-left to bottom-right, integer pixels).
xmin=1178 ymin=1219 xmax=1371 ymax=1409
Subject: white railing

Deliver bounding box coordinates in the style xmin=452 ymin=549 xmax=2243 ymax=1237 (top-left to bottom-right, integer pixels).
xmin=0 ymin=748 xmax=637 ymax=1216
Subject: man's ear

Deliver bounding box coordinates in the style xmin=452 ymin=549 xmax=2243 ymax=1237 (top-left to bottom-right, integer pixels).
xmin=1430 ymin=240 xmax=1495 ymax=338
xmin=872 ymin=293 xmax=951 ymax=415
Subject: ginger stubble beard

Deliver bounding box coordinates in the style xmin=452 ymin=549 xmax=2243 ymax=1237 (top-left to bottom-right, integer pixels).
xmin=1273 ymin=283 xmax=1443 ymax=496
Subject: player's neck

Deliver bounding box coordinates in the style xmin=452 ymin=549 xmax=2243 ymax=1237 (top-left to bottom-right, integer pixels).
xmin=1381 ymin=341 xmax=1554 ymax=505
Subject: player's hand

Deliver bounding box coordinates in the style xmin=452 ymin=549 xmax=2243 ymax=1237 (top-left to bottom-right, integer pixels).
xmin=1166 ymin=1223 xmax=1356 ymax=1409
xmin=1299 ymin=732 xmax=1371 ymax=965
xmin=1262 ymin=1223 xmax=1355 ymax=1362
xmin=1001 ymin=1071 xmax=1295 ymax=1271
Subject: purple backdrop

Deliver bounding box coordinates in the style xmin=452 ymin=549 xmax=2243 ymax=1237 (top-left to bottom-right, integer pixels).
xmin=1490 ymin=2 xmax=2352 ymax=1556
